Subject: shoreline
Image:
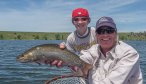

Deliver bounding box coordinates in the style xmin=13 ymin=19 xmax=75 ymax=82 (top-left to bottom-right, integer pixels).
xmin=0 ymin=31 xmax=146 ymax=40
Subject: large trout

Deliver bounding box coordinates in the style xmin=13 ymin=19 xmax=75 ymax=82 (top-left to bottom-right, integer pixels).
xmin=17 ymin=44 xmax=85 ymax=66
xmin=16 ymin=44 xmax=92 ymax=74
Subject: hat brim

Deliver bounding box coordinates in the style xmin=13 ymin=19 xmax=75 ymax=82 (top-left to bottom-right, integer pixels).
xmin=96 ymin=22 xmax=116 ymax=29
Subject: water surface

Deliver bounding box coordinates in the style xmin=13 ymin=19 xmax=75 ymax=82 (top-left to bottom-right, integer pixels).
xmin=0 ymin=40 xmax=145 ymax=84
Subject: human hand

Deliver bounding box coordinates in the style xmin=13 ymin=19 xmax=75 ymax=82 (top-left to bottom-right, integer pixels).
xmin=48 ymin=60 xmax=89 ymax=78
xmin=59 ymin=42 xmax=66 ymax=49
xmin=52 ymin=60 xmax=79 ymax=70
xmin=50 ymin=60 xmax=63 ymax=67
xmin=49 ymin=42 xmax=65 ymax=67
xmin=49 ymin=60 xmax=79 ymax=71
xmin=45 ymin=42 xmax=65 ymax=66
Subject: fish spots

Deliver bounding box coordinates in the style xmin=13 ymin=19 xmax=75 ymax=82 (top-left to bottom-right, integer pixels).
xmin=36 ymin=47 xmax=40 ymax=50
xmin=28 ymin=52 xmax=33 ymax=56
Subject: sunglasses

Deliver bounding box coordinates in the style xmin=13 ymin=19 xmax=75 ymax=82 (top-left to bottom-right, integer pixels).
xmin=73 ymin=17 xmax=88 ymax=22
xmin=96 ymin=27 xmax=116 ymax=34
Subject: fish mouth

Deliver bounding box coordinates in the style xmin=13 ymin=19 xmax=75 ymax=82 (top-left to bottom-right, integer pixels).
xmin=17 ymin=59 xmax=30 ymax=63
xmin=16 ymin=56 xmax=21 ymax=61
xmin=16 ymin=56 xmax=29 ymax=63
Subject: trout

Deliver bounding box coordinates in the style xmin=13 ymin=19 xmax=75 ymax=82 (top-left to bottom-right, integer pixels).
xmin=17 ymin=44 xmax=86 ymax=68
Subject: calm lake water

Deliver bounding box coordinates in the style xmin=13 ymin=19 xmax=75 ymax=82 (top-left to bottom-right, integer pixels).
xmin=0 ymin=40 xmax=145 ymax=84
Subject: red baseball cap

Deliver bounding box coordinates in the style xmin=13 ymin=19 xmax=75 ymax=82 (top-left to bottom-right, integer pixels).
xmin=72 ymin=8 xmax=89 ymax=18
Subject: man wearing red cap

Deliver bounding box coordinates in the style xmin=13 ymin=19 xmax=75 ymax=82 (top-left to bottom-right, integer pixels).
xmin=65 ymin=8 xmax=97 ymax=54
xmin=53 ymin=8 xmax=97 ymax=66
xmin=50 ymin=8 xmax=97 ymax=84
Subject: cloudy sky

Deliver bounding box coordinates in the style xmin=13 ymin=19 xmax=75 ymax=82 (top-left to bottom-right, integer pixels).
xmin=0 ymin=0 xmax=145 ymax=32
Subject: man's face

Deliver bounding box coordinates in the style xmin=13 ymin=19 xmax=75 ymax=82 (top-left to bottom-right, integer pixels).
xmin=96 ymin=26 xmax=117 ymax=50
xmin=72 ymin=17 xmax=90 ymax=32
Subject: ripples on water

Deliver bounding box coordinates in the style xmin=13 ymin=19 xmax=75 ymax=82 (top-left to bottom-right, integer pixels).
xmin=0 ymin=40 xmax=145 ymax=84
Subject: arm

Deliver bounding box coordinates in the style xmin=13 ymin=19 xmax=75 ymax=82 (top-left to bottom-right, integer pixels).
xmin=80 ymin=45 xmax=99 ymax=77
xmin=80 ymin=44 xmax=99 ymax=65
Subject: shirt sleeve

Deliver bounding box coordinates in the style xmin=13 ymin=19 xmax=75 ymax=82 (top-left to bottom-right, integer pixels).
xmin=96 ymin=51 xmax=142 ymax=84
xmin=65 ymin=37 xmax=77 ymax=54
xmin=80 ymin=45 xmax=99 ymax=65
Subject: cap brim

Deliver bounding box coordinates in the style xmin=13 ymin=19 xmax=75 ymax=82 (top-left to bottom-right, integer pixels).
xmin=96 ymin=22 xmax=116 ymax=29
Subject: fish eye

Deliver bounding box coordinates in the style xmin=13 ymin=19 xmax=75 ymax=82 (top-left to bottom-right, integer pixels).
xmin=20 ymin=54 xmax=25 ymax=57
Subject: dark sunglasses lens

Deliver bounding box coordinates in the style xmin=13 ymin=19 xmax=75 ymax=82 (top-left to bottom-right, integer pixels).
xmin=74 ymin=18 xmax=79 ymax=21
xmin=81 ymin=18 xmax=87 ymax=21
xmin=96 ymin=28 xmax=115 ymax=34
xmin=108 ymin=29 xmax=115 ymax=34
xmin=73 ymin=18 xmax=88 ymax=21
xmin=96 ymin=29 xmax=102 ymax=34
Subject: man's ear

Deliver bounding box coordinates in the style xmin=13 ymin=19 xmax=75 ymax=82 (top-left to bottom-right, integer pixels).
xmin=72 ymin=18 xmax=75 ymax=24
xmin=88 ymin=18 xmax=91 ymax=23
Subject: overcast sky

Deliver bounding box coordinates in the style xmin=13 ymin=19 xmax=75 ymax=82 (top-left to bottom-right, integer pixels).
xmin=0 ymin=0 xmax=146 ymax=32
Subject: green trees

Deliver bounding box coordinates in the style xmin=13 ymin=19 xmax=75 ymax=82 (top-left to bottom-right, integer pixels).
xmin=0 ymin=31 xmax=145 ymax=40
xmin=17 ymin=35 xmax=22 ymax=40
xmin=119 ymin=32 xmax=146 ymax=40
xmin=55 ymin=34 xmax=61 ymax=40
xmin=33 ymin=35 xmax=40 ymax=40
xmin=0 ymin=34 xmax=3 ymax=39
xmin=42 ymin=35 xmax=48 ymax=40
xmin=55 ymin=34 xmax=65 ymax=40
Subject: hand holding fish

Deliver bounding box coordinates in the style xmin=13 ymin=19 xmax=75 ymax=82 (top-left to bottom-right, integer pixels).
xmin=50 ymin=59 xmax=79 ymax=72
xmin=48 ymin=42 xmax=80 ymax=71
xmin=51 ymin=60 xmax=63 ymax=67
xmin=59 ymin=42 xmax=66 ymax=49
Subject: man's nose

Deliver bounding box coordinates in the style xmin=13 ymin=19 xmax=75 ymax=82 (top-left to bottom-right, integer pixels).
xmin=78 ymin=20 xmax=84 ymax=24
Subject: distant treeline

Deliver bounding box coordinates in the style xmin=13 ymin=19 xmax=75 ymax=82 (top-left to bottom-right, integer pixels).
xmin=0 ymin=31 xmax=69 ymax=40
xmin=0 ymin=31 xmax=146 ymax=40
xmin=118 ymin=31 xmax=146 ymax=40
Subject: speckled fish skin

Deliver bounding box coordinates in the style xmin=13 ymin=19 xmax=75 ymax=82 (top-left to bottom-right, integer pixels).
xmin=16 ymin=44 xmax=85 ymax=67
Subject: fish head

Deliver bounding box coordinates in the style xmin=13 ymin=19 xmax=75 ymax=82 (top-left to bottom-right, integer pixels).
xmin=16 ymin=50 xmax=36 ymax=63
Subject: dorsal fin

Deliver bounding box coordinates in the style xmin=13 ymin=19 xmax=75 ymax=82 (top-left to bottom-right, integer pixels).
xmin=34 ymin=44 xmax=59 ymax=48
